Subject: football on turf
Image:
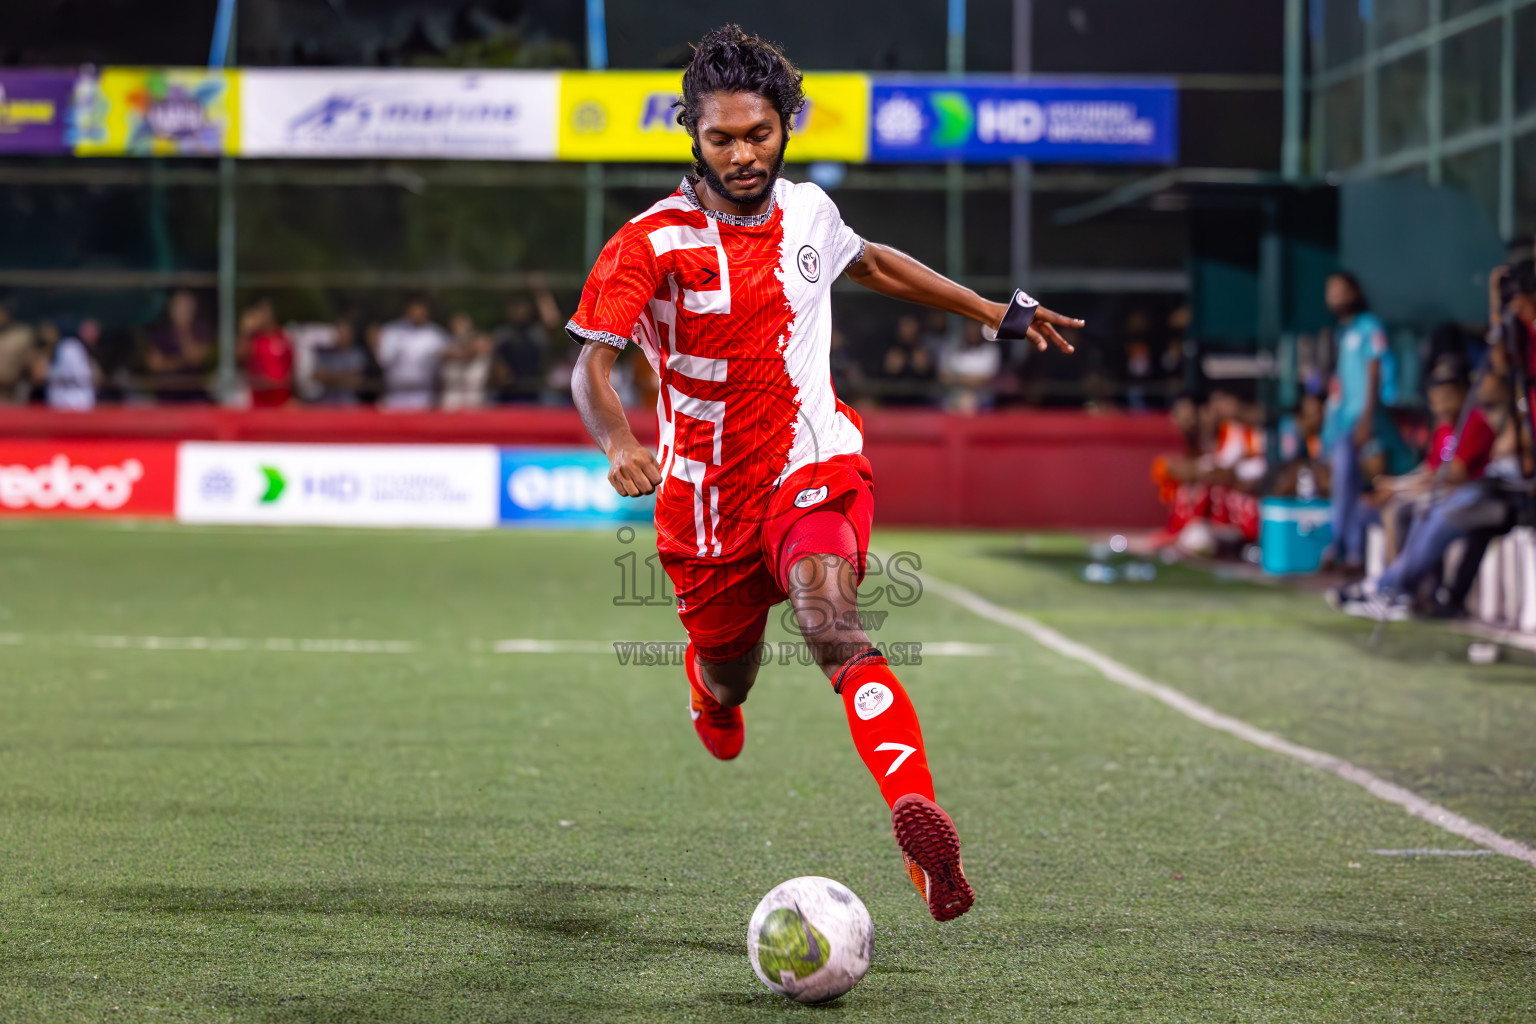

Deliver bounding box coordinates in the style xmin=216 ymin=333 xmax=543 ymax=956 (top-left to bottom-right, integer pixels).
xmin=747 ymin=876 xmax=873 ymax=1003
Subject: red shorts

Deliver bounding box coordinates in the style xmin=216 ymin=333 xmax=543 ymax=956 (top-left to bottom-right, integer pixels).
xmin=659 ymin=454 xmax=874 ymax=662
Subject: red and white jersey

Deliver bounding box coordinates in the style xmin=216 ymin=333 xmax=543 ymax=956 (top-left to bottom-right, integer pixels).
xmin=567 ymin=176 xmax=867 ymax=560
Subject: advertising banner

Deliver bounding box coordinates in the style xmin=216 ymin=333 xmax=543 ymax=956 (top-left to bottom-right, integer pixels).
xmin=0 ymin=442 xmax=178 ymax=517
xmin=177 ymin=443 xmax=499 ymax=528
xmin=239 ymin=69 xmax=558 ymax=159
xmin=869 ymin=79 xmax=1177 ymax=164
xmin=557 ymin=71 xmax=868 ymax=163
xmin=0 ymin=70 xmax=78 ymax=155
xmin=500 ymin=447 xmax=653 ymax=527
xmin=75 ymin=68 xmax=239 ymax=156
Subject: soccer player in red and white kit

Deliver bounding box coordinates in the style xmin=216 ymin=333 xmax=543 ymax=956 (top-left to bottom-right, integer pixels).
xmin=570 ymin=26 xmax=1080 ymax=922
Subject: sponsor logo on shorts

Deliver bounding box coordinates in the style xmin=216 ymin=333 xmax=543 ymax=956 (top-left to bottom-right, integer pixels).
xmin=854 ymin=681 xmax=892 ymax=720
xmin=797 ymin=245 xmax=820 ymax=283
xmin=793 ymin=485 xmax=828 ymax=509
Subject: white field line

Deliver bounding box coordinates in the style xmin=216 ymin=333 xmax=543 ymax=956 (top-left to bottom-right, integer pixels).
xmin=917 ymin=641 xmax=1002 ymax=657
xmin=920 ymin=572 xmax=1536 ymax=868
xmin=493 ymin=639 xmax=616 ymax=654
xmin=1371 ymin=848 xmax=1495 ymax=857
xmin=86 ymin=635 xmax=417 ymax=654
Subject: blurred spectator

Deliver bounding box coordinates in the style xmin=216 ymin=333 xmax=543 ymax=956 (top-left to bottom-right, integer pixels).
xmin=490 ymin=281 xmax=562 ymax=405
xmin=829 ymin=328 xmax=869 ymax=407
xmin=1320 ymin=272 xmax=1414 ymax=573
xmin=238 ymin=298 xmax=294 ymax=408
xmin=145 ymin=289 xmax=214 ymax=403
xmin=0 ymin=303 xmax=38 ymax=404
xmin=918 ymin=309 xmax=949 ymax=364
xmin=1334 ymin=355 xmax=1502 ymax=619
xmin=1269 ymin=389 xmax=1330 ymax=499
xmin=1150 ymin=387 xmax=1265 ymax=556
xmin=43 ymin=319 xmax=102 ymax=411
xmin=1123 ymin=308 xmax=1154 ymax=411
xmin=879 ymin=315 xmax=935 ymax=407
xmin=1162 ymin=305 xmax=1191 ymax=386
xmin=1371 ymin=354 xmax=1494 ymax=558
xmin=311 ymin=318 xmax=368 ymax=407
xmin=373 ymin=297 xmax=450 ymax=410
xmin=440 ymin=313 xmax=493 ymax=411
xmin=938 ymin=321 xmax=1001 ymax=415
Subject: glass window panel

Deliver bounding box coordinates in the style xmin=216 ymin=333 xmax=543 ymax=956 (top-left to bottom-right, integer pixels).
xmin=1442 ymin=21 xmax=1503 ymax=138
xmin=1517 ymin=5 xmax=1536 ymax=117
xmin=1378 ymin=52 xmax=1429 ymax=156
xmin=1323 ymin=0 xmax=1365 ymax=68
xmin=1442 ymin=143 xmax=1502 ymax=230
xmin=1517 ymin=131 xmax=1536 ymax=241
xmin=1325 ymin=75 xmax=1365 ymax=170
xmin=1375 ymin=0 xmax=1429 ymax=46
xmin=1445 ymin=0 xmax=1497 ymax=18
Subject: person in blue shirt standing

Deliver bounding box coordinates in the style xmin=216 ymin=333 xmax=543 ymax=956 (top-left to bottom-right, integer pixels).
xmin=1320 ymin=272 xmax=1414 ymax=572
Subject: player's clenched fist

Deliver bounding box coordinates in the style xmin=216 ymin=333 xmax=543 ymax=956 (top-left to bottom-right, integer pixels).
xmin=607 ymin=441 xmax=663 ymax=497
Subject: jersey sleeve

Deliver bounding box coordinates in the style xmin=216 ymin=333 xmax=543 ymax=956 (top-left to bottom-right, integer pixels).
xmin=565 ymin=225 xmax=661 ymax=351
xmin=816 ymin=188 xmax=866 ymax=275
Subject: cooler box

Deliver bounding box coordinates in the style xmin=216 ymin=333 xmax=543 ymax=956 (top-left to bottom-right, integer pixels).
xmin=1260 ymin=497 xmax=1332 ymax=574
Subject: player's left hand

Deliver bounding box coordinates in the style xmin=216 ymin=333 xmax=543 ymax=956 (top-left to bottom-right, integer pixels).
xmin=1027 ymin=306 xmax=1083 ymax=354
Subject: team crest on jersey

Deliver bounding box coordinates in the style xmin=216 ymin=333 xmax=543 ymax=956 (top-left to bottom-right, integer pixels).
xmin=854 ymin=681 xmax=892 ymax=720
xmin=797 ymin=245 xmax=821 ymax=283
xmin=793 ymin=485 xmax=829 ymax=508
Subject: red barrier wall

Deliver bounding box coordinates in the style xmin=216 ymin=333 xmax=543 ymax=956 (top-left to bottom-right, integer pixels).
xmin=0 ymin=407 xmax=1180 ymax=528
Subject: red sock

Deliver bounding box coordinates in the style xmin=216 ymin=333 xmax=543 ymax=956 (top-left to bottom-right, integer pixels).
xmin=834 ymin=650 xmax=935 ymax=809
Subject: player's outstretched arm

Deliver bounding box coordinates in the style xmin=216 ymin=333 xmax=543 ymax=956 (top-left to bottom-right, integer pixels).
xmin=572 ymin=342 xmax=663 ymax=498
xmin=845 ymin=241 xmax=1082 ymax=353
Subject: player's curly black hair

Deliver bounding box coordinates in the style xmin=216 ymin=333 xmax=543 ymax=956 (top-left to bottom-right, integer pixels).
xmin=675 ymin=24 xmax=805 ymax=161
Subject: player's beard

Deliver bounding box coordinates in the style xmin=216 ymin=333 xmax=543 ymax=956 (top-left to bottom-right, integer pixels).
xmin=695 ymin=142 xmax=786 ymax=210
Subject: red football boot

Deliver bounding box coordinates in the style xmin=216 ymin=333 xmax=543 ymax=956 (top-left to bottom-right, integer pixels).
xmin=686 ymin=643 xmax=744 ymax=760
xmin=891 ymin=793 xmax=974 ymax=922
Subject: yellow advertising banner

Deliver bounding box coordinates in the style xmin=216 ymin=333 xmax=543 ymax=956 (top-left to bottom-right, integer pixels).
xmin=75 ymin=68 xmax=239 ymax=157
xmin=557 ymin=71 xmax=868 ymax=163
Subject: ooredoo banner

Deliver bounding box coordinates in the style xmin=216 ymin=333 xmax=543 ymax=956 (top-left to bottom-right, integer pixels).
xmin=499 ymin=447 xmax=653 ymax=527
xmin=176 ymin=443 xmax=500 ymax=528
xmin=0 ymin=442 xmax=177 ymax=517
xmin=239 ymin=69 xmax=558 ymax=159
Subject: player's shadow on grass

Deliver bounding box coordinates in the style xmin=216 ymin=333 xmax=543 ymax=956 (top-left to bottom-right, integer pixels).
xmin=44 ymin=880 xmax=748 ymax=1022
xmin=60 ymin=879 xmax=738 ymax=954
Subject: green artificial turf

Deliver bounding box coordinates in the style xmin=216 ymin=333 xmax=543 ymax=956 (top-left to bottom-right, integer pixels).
xmin=0 ymin=521 xmax=1532 ymax=1023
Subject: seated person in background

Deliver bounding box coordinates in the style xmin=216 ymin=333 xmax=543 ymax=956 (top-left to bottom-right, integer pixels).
xmin=374 ymin=297 xmax=450 ymax=410
xmin=938 ymin=321 xmax=1002 ymax=415
xmin=145 ymin=289 xmax=214 ymax=403
xmin=1268 ymin=389 xmax=1330 ymax=499
xmin=43 ymin=318 xmax=102 ymax=411
xmin=238 ymin=298 xmax=294 ymax=408
xmin=311 ymin=318 xmax=368 ymax=407
xmin=440 ymin=313 xmax=493 ymax=411
xmin=489 ymin=282 xmax=562 ymax=405
xmin=1151 ymin=388 xmax=1266 ymax=556
xmin=878 ymin=314 xmax=936 ymax=407
xmin=0 ymin=304 xmax=37 ymax=404
xmin=1334 ymin=356 xmax=1503 ymax=620
xmin=1374 ymin=355 xmax=1494 ymax=560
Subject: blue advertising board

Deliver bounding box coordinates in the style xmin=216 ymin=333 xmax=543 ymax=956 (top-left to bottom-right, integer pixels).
xmin=499 ymin=446 xmax=654 ymax=527
xmin=869 ymin=79 xmax=1177 ymax=164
